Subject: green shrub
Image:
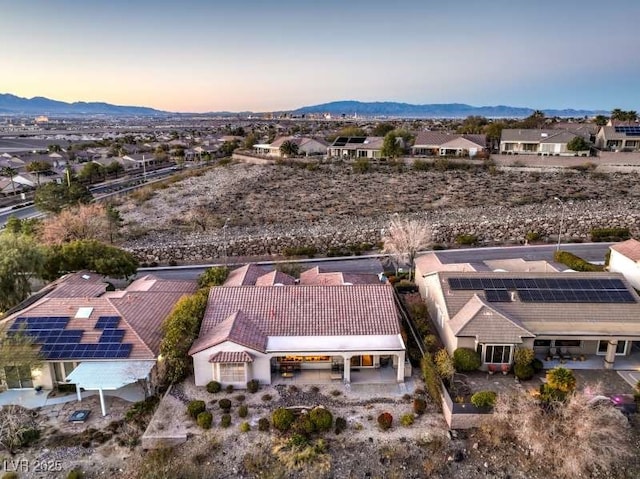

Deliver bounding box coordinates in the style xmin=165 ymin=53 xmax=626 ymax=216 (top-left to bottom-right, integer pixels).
xmin=525 ymin=231 xmax=541 ymax=242
xmin=453 ymin=348 xmax=481 ymax=372
xmin=413 ymin=159 xmax=431 ymax=171
xmin=435 ymin=349 xmax=455 ymax=381
xmin=377 ymin=412 xmax=393 ymax=431
xmin=413 ymin=398 xmax=427 ymax=415
xmin=246 ymin=379 xmax=260 ymax=393
xmin=234 ymin=394 xmax=245 ymax=403
xmin=67 ymin=470 xmax=83 ymax=479
xmin=218 ymin=399 xmax=232 ymax=412
xmin=470 ymin=391 xmax=497 ymax=408
xmin=125 ymin=396 xmax=160 ymax=426
xmin=220 ymin=414 xmax=231 ymax=428
xmin=240 ymin=421 xmax=250 ymax=433
xmin=531 ymin=358 xmax=544 ymax=373
xmin=225 ymin=384 xmax=234 ymax=394
xmin=187 ymin=400 xmax=206 ymax=419
xmin=334 ymin=417 xmax=347 ymax=434
xmin=423 ymin=334 xmax=438 ymax=353
xmin=400 ymin=413 xmax=415 ymax=426
xmin=282 ymin=246 xmax=318 ymax=258
xmin=420 ymin=354 xmax=442 ymax=412
xmin=553 ymin=250 xmax=603 ymax=272
xmin=258 ymin=417 xmax=270 ymax=432
xmin=546 ymin=367 xmax=576 ymax=394
xmin=394 ymin=279 xmax=418 ymax=293
xmin=514 ymin=363 xmax=535 ymax=381
xmin=455 ymin=234 xmax=478 ymax=246
xmin=238 ymin=404 xmax=248 ymax=418
xmin=197 ymin=411 xmax=213 ymax=429
xmin=353 ymin=157 xmax=370 ymax=173
xmin=590 ymin=227 xmax=630 ymax=242
xmin=513 ymin=347 xmax=535 ymax=367
xmin=293 ymin=414 xmax=316 ymax=435
xmin=309 ymin=407 xmax=333 ymax=432
xmin=206 ymin=381 xmax=221 ymax=394
xmin=198 ymin=266 xmax=229 ymax=288
xmin=261 ymin=393 xmax=272 ymax=402
xmin=272 ymin=408 xmax=295 ymax=432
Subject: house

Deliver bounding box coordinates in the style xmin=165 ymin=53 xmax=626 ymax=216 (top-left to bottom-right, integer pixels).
xmin=500 ymin=129 xmax=589 ymax=156
xmin=189 ymin=265 xmax=407 ymax=388
xmin=412 ymin=132 xmax=487 ymax=157
xmin=253 ymin=136 xmax=328 ymax=157
xmin=595 ymin=125 xmax=640 ymax=152
xmin=415 ymin=252 xmax=640 ymax=369
xmin=0 ymin=272 xmax=197 ymax=415
xmin=609 ymin=239 xmax=640 ymax=290
xmin=121 ymin=153 xmax=159 ymax=172
xmin=327 ymin=137 xmax=384 ymax=158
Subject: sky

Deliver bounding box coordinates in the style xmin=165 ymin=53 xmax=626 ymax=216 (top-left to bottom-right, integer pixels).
xmin=1 ymin=0 xmax=639 ymax=113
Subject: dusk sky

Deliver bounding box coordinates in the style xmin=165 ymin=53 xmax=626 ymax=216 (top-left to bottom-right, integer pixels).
xmin=2 ymin=0 xmax=639 ymax=113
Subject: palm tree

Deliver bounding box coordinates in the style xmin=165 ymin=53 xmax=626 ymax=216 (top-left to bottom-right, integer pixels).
xmin=546 ymin=366 xmax=576 ymax=394
xmin=279 ymin=140 xmax=299 ymax=158
xmin=0 ymin=166 xmax=18 ymax=196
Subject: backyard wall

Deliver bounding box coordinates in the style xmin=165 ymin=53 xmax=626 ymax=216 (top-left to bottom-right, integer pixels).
xmin=440 ymin=379 xmax=491 ymax=429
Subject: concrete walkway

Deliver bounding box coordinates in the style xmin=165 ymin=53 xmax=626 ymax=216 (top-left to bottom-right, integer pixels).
xmin=0 ymin=383 xmax=144 ymax=409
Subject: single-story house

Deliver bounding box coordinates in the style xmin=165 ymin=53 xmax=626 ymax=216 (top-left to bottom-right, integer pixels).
xmin=327 ymin=137 xmax=384 ymax=158
xmin=500 ymin=129 xmax=589 ymax=156
xmin=253 ymin=136 xmax=328 ymax=157
xmin=609 ymin=239 xmax=640 ymax=290
xmin=415 ymin=252 xmax=640 ymax=369
xmin=121 ymin=153 xmax=160 ymax=172
xmin=412 ymin=132 xmax=487 ymax=157
xmin=0 ymin=272 xmax=197 ymax=415
xmin=595 ymin=125 xmax=640 ymax=152
xmin=189 ymin=265 xmax=407 ymax=388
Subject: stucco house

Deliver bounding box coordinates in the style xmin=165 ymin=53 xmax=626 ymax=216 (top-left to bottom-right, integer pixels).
xmin=412 ymin=132 xmax=487 ymax=157
xmin=415 ymin=252 xmax=640 ymax=370
xmin=327 ymin=137 xmax=384 ymax=158
xmin=595 ymin=125 xmax=640 ymax=152
xmin=609 ymin=239 xmax=640 ymax=290
xmin=189 ymin=265 xmax=407 ymax=388
xmin=500 ymin=129 xmax=589 ymax=156
xmin=0 ymin=272 xmax=197 ymax=415
xmin=253 ymin=136 xmax=328 ymax=157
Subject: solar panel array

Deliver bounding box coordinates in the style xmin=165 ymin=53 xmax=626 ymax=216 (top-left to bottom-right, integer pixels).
xmin=8 ymin=315 xmax=133 ymax=360
xmin=332 ymin=137 xmax=368 ymax=147
xmin=447 ymin=277 xmax=636 ymax=304
xmin=614 ymin=126 xmax=640 ymax=136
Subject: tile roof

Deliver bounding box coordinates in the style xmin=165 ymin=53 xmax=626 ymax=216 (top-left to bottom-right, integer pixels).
xmin=209 ymin=351 xmax=253 ymax=363
xmin=190 ymin=310 xmax=268 ymax=354
xmin=46 ymin=272 xmax=109 ymax=298
xmin=255 ymin=270 xmax=297 ymax=286
xmin=500 ymin=129 xmax=577 ymax=143
xmin=299 ymin=267 xmax=380 ymax=285
xmin=191 ymin=284 xmax=400 ymax=355
xmin=413 ymin=132 xmax=486 ymax=148
xmin=611 ymin=239 xmax=640 ymax=262
xmin=224 ymin=264 xmax=269 ymax=286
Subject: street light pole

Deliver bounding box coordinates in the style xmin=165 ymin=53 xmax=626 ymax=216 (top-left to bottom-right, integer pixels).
xmin=222 ymin=218 xmax=230 ymax=266
xmin=554 ymin=197 xmax=565 ymax=251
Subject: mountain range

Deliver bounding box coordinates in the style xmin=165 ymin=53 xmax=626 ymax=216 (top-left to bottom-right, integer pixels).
xmin=0 ymin=93 xmax=608 ymax=118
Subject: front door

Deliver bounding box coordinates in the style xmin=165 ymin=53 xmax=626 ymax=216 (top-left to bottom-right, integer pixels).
xmin=4 ymin=365 xmax=34 ymax=389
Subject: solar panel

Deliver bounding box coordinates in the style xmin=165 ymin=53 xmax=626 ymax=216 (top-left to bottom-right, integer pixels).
xmin=485 ymin=289 xmax=511 ymax=302
xmin=99 ymin=329 xmax=126 ymax=343
xmin=95 ymin=316 xmax=121 ymax=329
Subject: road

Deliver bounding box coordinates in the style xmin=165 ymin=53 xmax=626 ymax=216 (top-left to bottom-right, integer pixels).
xmin=140 ymin=243 xmax=612 ymax=281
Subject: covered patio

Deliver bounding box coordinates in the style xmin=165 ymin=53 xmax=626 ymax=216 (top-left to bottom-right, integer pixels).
xmin=273 ymin=362 xmax=401 ymax=385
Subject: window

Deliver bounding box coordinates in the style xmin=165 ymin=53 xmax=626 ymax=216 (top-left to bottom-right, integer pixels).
xmin=555 ymin=340 xmax=581 ymax=348
xmin=597 ymin=340 xmax=627 ymax=356
xmin=219 ymin=363 xmax=244 ymax=382
xmin=350 ymin=355 xmax=374 ymax=367
xmin=484 ymin=345 xmax=512 ymax=364
xmin=534 ymin=339 xmax=551 ymax=347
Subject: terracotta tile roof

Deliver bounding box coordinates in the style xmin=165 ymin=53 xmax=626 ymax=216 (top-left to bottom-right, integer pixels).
xmin=190 ymin=310 xmax=268 ymax=354
xmin=191 ymin=284 xmax=400 ymax=355
xmin=413 ymin=132 xmax=486 ymax=149
xmin=255 ymin=271 xmax=297 ymax=286
xmin=299 ymin=267 xmax=380 ymax=285
xmin=126 ymin=274 xmax=197 ymax=293
xmin=46 ymin=271 xmax=108 ymax=298
xmin=224 ymin=264 xmax=268 ymax=286
xmin=209 ymin=351 xmax=253 ymax=363
xmin=611 ymin=239 xmax=640 ymax=262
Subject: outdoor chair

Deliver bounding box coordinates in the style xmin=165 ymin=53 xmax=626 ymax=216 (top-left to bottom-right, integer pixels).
xmin=559 ymin=347 xmax=570 ymax=360
xmin=549 ymin=347 xmax=560 ymax=360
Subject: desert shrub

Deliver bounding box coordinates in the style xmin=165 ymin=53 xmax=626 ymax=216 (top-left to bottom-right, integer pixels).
xmin=240 ymin=421 xmax=250 ymax=433
xmin=258 ymin=418 xmax=270 ymax=432
xmin=187 ymin=400 xmax=206 ymax=419
xmin=400 ymin=413 xmax=415 ymax=426
xmin=246 ymin=379 xmax=260 ymax=393
xmin=220 ymin=414 xmax=231 ymax=428
xmin=225 ymin=384 xmax=234 ymax=394
xmin=590 ymin=227 xmax=630 ymax=242
xmin=288 ymin=384 xmax=299 ymax=394
xmin=272 ymin=408 xmax=295 ymax=432
xmin=453 ymin=348 xmax=481 ymax=372
xmin=413 ymin=159 xmax=431 ymax=171
xmin=514 ymin=363 xmax=535 ymax=381
xmin=197 ymin=412 xmax=213 ymax=429
xmin=377 ymin=412 xmax=393 ymax=431
xmin=206 ymin=381 xmax=221 ymax=394
xmin=125 ymin=396 xmax=160 ymax=427
xmin=334 ymin=417 xmax=347 ymax=434
xmin=234 ymin=394 xmax=245 ymax=403
xmin=282 ymin=245 xmax=318 ymax=258
xmin=525 ymin=231 xmax=541 ymax=242
xmin=261 ymin=393 xmax=273 ymax=402
xmin=513 ymin=347 xmax=535 ymax=367
xmin=293 ymin=414 xmax=316 ymax=435
xmin=413 ymin=398 xmax=427 ymax=415
xmin=218 ymin=399 xmax=232 ymax=412
xmin=455 ymin=234 xmax=478 ymax=246
xmin=434 ymin=349 xmax=455 ymax=381
xmin=423 ymin=334 xmax=438 ymax=353
xmin=553 ymin=250 xmax=603 ymax=272
xmin=470 ymin=391 xmax=497 ymax=408
xmin=353 ymin=157 xmax=370 ymax=173
xmin=238 ymin=404 xmax=248 ymax=418
xmin=531 ymin=358 xmax=544 ymax=373
xmin=394 ymin=279 xmax=418 ymax=293
xmin=67 ymin=470 xmax=83 ymax=479
xmin=420 ymin=354 xmax=442 ymax=412
xmin=330 ymin=389 xmax=341 ymax=397
xmin=546 ymin=367 xmax=576 ymax=394
xmin=309 ymin=407 xmax=333 ymax=432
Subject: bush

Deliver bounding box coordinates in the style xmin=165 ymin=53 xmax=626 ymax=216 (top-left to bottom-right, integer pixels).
xmin=413 ymin=398 xmax=427 ymax=415
xmin=435 ymin=349 xmax=455 ymax=381
xmin=225 ymin=384 xmax=234 ymax=394
xmin=197 ymin=266 xmax=229 ymax=288
xmin=334 ymin=417 xmax=347 ymax=434
xmin=423 ymin=334 xmax=438 ymax=353
xmin=531 ymin=358 xmax=544 ymax=373
xmin=234 ymin=394 xmax=246 ymax=403
xmin=553 ymin=250 xmax=603 ymax=272
xmin=546 ymin=367 xmax=576 ymax=394
xmin=272 ymin=408 xmax=295 ymax=432
xmin=394 ymin=279 xmax=418 ymax=293
xmin=420 ymin=354 xmax=442 ymax=412
xmin=240 ymin=421 xmax=250 ymax=433
xmin=197 ymin=411 xmax=213 ymax=429
xmin=187 ymin=400 xmax=206 ymax=419
xmin=470 ymin=391 xmax=497 ymax=408
xmin=377 ymin=412 xmax=393 ymax=431
xmin=353 ymin=157 xmax=370 ymax=173
xmin=258 ymin=417 xmax=270 ymax=432
xmin=590 ymin=227 xmax=630 ymax=242
xmin=246 ymin=379 xmax=260 ymax=393
xmin=238 ymin=404 xmax=248 ymax=418
xmin=514 ymin=363 xmax=535 ymax=381
xmin=400 ymin=413 xmax=415 ymax=426
xmin=309 ymin=407 xmax=333 ymax=432
xmin=206 ymin=381 xmax=221 ymax=394
xmin=67 ymin=470 xmax=83 ymax=479
xmin=293 ymin=414 xmax=316 ymax=435
xmin=455 ymin=234 xmax=478 ymax=246
xmin=525 ymin=231 xmax=541 ymax=242
xmin=218 ymin=399 xmax=232 ymax=412
xmin=453 ymin=348 xmax=481 ymax=372
xmin=413 ymin=159 xmax=431 ymax=171
xmin=261 ymin=393 xmax=272 ymax=402
xmin=220 ymin=414 xmax=231 ymax=428
xmin=514 ymin=347 xmax=535 ymax=367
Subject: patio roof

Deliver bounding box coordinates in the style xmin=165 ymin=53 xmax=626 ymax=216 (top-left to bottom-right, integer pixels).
xmin=65 ymin=360 xmax=155 ymax=390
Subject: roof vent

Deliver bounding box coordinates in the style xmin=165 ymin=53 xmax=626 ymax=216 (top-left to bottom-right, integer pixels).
xmin=81 ymin=274 xmax=91 ymax=280
xmin=510 ymin=291 xmax=517 ymax=302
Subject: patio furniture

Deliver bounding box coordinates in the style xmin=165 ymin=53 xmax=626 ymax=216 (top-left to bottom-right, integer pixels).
xmin=559 ymin=347 xmax=570 ymax=360
xmin=549 ymin=347 xmax=561 ymax=360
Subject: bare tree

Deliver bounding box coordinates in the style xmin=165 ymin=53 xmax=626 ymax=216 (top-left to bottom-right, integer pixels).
xmin=382 ymin=217 xmax=432 ymax=280
xmin=39 ymin=203 xmax=112 ymax=245
xmin=0 ymin=405 xmax=39 ymax=453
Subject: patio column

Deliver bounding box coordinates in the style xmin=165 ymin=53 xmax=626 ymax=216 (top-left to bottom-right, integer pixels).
xmin=604 ymin=340 xmax=618 ymax=370
xmin=98 ymin=388 xmax=107 ymax=416
xmin=396 ymin=351 xmax=405 ymax=383
xmin=343 ymin=355 xmax=351 ymax=384
xmin=76 ymin=384 xmax=82 ymax=402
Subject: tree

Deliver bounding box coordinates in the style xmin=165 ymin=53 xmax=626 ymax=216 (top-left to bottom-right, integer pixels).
xmin=0 ymin=323 xmax=42 ymax=381
xmin=47 ymin=144 xmax=62 ymax=153
xmin=0 ymin=233 xmax=44 ymax=312
xmin=381 ymin=131 xmax=404 ymax=158
xmin=611 ymin=108 xmax=638 ymax=122
xmin=279 ymin=140 xmax=299 ymax=157
xmin=372 ymin=122 xmax=396 ymax=137
xmin=105 ymin=160 xmax=124 ymax=178
xmin=545 ymin=366 xmax=576 ymax=394
xmin=334 ymin=126 xmax=366 ymax=139
xmin=457 ymin=116 xmax=488 ymax=134
xmin=105 ymin=203 xmax=124 ymax=244
xmin=243 ymin=132 xmax=259 ymax=150
xmin=219 ymin=140 xmax=239 ymax=157
xmin=39 ymin=203 xmax=113 ymax=245
xmin=0 ymin=166 xmax=18 ymax=195
xmin=78 ymin=162 xmax=105 ymax=184
xmin=484 ymin=121 xmax=506 ymax=147
xmin=26 ymin=161 xmax=52 ymax=186
xmin=34 ymin=182 xmax=93 ymax=213
xmin=593 ymin=114 xmax=608 ymax=126
xmin=519 ymin=110 xmax=546 ymax=129
xmin=198 ymin=266 xmax=229 ymax=288
xmin=382 ymin=218 xmax=432 ymax=280
xmin=566 ymin=136 xmax=590 ymax=152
